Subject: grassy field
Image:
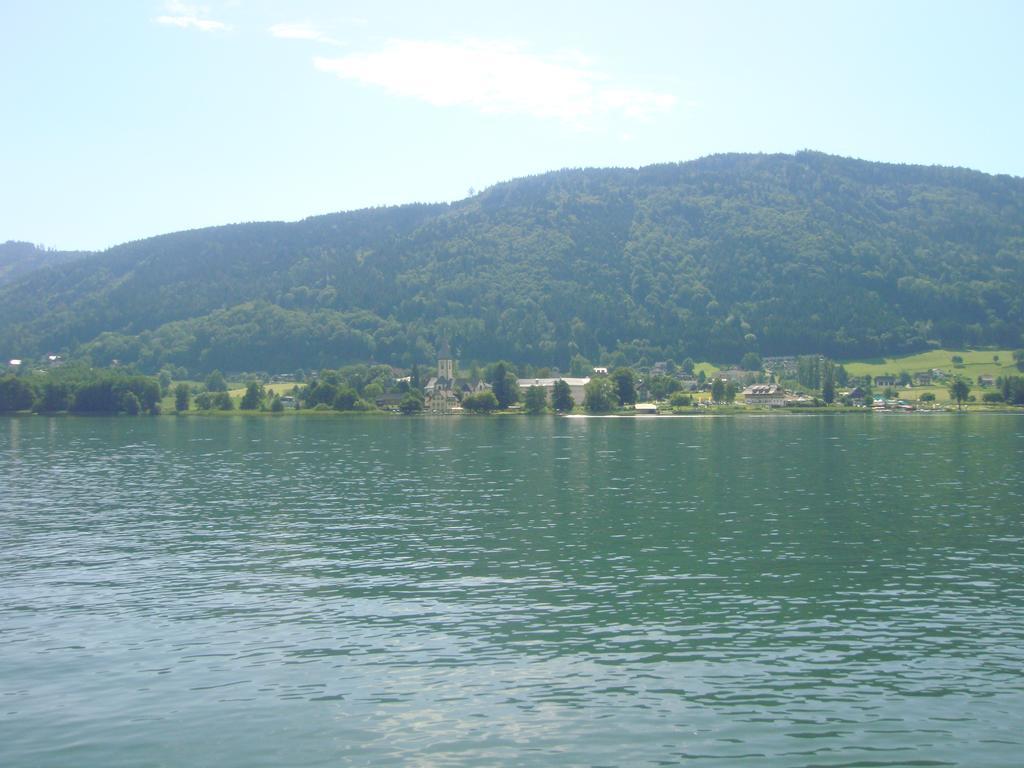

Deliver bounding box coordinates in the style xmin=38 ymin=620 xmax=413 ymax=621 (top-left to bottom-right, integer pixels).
xmin=841 ymin=348 xmax=1017 ymax=379
xmin=226 ymin=382 xmax=299 ymax=398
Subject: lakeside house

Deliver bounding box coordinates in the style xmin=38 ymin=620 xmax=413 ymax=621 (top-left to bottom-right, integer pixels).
xmin=373 ymin=392 xmax=405 ymax=411
xmin=913 ymin=372 xmax=932 ymax=386
xmin=874 ymin=375 xmax=896 ymax=387
xmin=742 ymin=383 xmax=787 ymax=407
xmin=979 ymin=375 xmax=996 ymax=387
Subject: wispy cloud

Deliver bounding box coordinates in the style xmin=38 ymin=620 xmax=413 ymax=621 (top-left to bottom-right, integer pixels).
xmin=156 ymin=1 xmax=229 ymax=32
xmin=269 ymin=21 xmax=339 ymax=46
xmin=313 ymin=39 xmax=677 ymax=124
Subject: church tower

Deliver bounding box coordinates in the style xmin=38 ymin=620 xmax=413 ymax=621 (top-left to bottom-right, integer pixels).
xmin=437 ymin=339 xmax=454 ymax=382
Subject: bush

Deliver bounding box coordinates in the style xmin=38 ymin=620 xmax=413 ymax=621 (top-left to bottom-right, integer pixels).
xmin=919 ymin=392 xmax=936 ymax=402
xmin=462 ymin=391 xmax=499 ymax=413
xmin=982 ymin=392 xmax=1004 ymax=403
xmin=668 ymin=391 xmax=692 ymax=407
xmin=399 ymin=392 xmax=424 ymax=414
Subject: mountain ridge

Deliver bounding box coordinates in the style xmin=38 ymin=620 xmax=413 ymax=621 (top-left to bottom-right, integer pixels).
xmin=3 ymin=151 xmax=1022 ymax=372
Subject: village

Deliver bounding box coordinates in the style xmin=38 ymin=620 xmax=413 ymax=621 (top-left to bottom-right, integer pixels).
xmin=4 ymin=346 xmax=1022 ymax=416
xmin=384 ymin=345 xmax=1024 ymax=415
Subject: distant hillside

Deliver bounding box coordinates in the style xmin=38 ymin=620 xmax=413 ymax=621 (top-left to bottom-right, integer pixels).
xmin=1 ymin=152 xmax=1022 ymax=373
xmin=0 ymin=241 xmax=91 ymax=287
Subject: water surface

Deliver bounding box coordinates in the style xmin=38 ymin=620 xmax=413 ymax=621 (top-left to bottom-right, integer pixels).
xmin=2 ymin=414 xmax=1023 ymax=766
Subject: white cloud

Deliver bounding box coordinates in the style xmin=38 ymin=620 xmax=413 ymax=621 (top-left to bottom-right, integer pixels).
xmin=156 ymin=1 xmax=229 ymax=32
xmin=313 ymin=39 xmax=677 ymax=124
xmin=269 ymin=21 xmax=339 ymax=45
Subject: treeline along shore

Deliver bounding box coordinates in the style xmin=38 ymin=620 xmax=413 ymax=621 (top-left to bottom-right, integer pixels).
xmin=3 ymin=348 xmax=1024 ymax=416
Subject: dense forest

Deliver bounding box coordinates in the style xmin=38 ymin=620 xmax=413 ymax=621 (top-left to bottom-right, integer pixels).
xmin=0 ymin=241 xmax=91 ymax=287
xmin=2 ymin=152 xmax=1023 ymax=373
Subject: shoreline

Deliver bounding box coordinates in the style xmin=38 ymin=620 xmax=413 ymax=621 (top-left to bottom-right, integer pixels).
xmin=3 ymin=407 xmax=1023 ymax=419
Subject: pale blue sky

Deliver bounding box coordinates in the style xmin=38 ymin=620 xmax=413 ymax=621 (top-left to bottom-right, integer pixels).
xmin=2 ymin=1 xmax=1022 ymax=250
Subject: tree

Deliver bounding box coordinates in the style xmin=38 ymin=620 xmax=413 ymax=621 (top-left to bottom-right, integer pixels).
xmin=489 ymin=362 xmax=519 ymax=409
xmin=681 ymin=357 xmax=695 ymax=376
xmin=240 ymin=381 xmax=264 ymax=410
xmin=1001 ymin=376 xmax=1024 ymax=405
xmin=920 ymin=392 xmax=936 ymax=402
xmin=822 ymin=365 xmax=836 ymax=404
xmin=583 ymin=377 xmax=616 ymax=412
xmin=121 ymin=391 xmax=141 ymax=415
xmin=949 ymin=377 xmax=970 ymax=410
xmin=669 ymin=391 xmax=692 ymax=407
xmin=399 ymin=391 xmax=424 ymax=414
xmin=0 ymin=376 xmax=38 ymax=412
xmin=214 ymin=391 xmax=234 ymax=410
xmin=462 ymin=390 xmax=499 ymax=413
xmin=724 ymin=381 xmax=738 ymax=404
xmin=524 ymin=385 xmax=547 ymax=414
xmin=174 ymin=382 xmax=190 ymax=412
xmin=304 ymin=379 xmax=338 ymax=408
xmin=410 ymin=363 xmax=422 ymax=391
xmin=569 ymin=354 xmax=591 ymax=377
xmin=36 ymin=381 xmax=71 ymax=412
xmin=333 ymin=386 xmax=359 ymax=410
xmin=711 ymin=378 xmax=726 ymax=402
xmin=270 ymin=395 xmax=284 ymax=412
xmin=205 ymin=369 xmax=228 ymax=392
xmin=551 ymin=379 xmax=574 ymax=411
xmin=1015 ymin=350 xmax=1024 ymax=372
xmin=646 ymin=374 xmax=681 ymax=400
xmin=158 ymin=369 xmax=172 ymax=396
xmin=194 ymin=391 xmax=213 ymax=410
xmin=740 ymin=352 xmax=762 ymax=371
xmin=611 ymin=367 xmax=637 ymax=405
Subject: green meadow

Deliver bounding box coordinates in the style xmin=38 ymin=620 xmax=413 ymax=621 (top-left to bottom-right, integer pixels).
xmin=841 ymin=348 xmax=1017 ymax=380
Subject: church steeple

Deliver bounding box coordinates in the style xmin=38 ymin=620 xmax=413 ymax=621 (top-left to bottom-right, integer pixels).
xmin=437 ymin=339 xmax=454 ymax=381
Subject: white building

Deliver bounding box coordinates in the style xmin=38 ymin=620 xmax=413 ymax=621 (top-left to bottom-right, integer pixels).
xmin=742 ymin=383 xmax=787 ymax=407
xmin=516 ymin=377 xmax=590 ymax=407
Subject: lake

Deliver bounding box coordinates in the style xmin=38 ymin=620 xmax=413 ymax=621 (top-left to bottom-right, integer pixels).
xmin=2 ymin=414 xmax=1023 ymax=767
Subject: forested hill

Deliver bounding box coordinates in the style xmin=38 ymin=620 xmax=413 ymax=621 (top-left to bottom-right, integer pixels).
xmin=0 ymin=241 xmax=91 ymax=287
xmin=2 ymin=151 xmax=1023 ymax=373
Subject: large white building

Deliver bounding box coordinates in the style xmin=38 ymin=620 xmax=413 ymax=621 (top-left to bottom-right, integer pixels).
xmin=516 ymin=377 xmax=590 ymax=407
xmin=742 ymin=383 xmax=787 ymax=407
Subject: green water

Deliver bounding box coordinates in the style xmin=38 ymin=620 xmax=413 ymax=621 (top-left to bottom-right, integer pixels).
xmin=1 ymin=414 xmax=1022 ymax=766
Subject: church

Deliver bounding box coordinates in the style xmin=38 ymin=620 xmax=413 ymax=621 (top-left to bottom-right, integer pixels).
xmin=422 ymin=340 xmax=488 ymax=413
